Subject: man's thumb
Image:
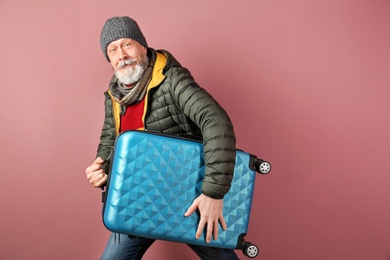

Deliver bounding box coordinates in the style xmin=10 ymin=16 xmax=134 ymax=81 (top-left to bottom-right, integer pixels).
xmin=95 ymin=157 xmax=104 ymax=164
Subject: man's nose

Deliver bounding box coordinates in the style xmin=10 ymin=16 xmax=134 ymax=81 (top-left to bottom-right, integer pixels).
xmin=118 ymin=47 xmax=128 ymax=60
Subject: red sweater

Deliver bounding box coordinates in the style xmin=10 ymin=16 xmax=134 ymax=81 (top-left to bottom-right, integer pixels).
xmin=120 ymin=98 xmax=146 ymax=132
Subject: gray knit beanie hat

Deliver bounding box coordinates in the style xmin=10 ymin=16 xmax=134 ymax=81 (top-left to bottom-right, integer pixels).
xmin=100 ymin=16 xmax=148 ymax=61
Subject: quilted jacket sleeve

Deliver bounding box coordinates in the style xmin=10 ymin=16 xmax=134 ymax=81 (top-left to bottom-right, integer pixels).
xmin=168 ymin=67 xmax=237 ymax=199
xmin=96 ymin=91 xmax=116 ymax=173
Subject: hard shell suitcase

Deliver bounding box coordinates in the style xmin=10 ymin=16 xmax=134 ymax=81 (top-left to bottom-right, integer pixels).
xmin=102 ymin=130 xmax=271 ymax=258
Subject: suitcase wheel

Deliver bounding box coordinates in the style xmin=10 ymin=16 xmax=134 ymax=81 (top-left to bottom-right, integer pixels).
xmin=243 ymin=242 xmax=259 ymax=258
xmin=255 ymin=160 xmax=271 ymax=175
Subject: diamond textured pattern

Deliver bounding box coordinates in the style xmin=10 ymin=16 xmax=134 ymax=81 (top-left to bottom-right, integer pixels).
xmin=103 ymin=131 xmax=256 ymax=249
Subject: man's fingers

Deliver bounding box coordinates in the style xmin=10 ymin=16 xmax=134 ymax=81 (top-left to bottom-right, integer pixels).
xmin=86 ymin=165 xmax=98 ymax=174
xmin=85 ymin=157 xmax=107 ymax=188
xmin=90 ymin=172 xmax=107 ymax=187
xmin=219 ymin=215 xmax=227 ymax=231
xmin=184 ymin=198 xmax=199 ymax=217
xmin=91 ymin=170 xmax=104 ymax=181
xmin=195 ymin=216 xmax=225 ymax=243
xmin=86 ymin=157 xmax=105 ymax=175
xmin=205 ymin=220 xmax=213 ymax=243
xmin=196 ymin=218 xmax=206 ymax=240
xmin=184 ymin=205 xmax=195 ymax=217
xmin=213 ymin=220 xmax=219 ymax=241
xmin=184 ymin=194 xmax=227 ymax=242
xmin=195 ymin=218 xmax=225 ymax=242
xmin=95 ymin=174 xmax=108 ymax=188
xmin=87 ymin=169 xmax=105 ymax=185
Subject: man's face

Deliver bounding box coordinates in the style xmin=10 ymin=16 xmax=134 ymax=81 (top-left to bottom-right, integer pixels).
xmin=107 ymin=38 xmax=148 ymax=85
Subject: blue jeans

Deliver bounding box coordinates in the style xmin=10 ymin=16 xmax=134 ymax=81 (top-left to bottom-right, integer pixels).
xmin=101 ymin=233 xmax=240 ymax=260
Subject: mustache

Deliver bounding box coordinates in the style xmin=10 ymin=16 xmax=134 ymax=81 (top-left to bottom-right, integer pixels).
xmin=117 ymin=59 xmax=137 ymax=69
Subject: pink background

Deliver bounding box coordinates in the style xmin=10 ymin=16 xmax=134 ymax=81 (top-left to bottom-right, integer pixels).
xmin=1 ymin=0 xmax=389 ymax=259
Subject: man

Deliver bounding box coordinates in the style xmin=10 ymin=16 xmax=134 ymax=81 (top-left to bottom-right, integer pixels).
xmin=85 ymin=16 xmax=239 ymax=260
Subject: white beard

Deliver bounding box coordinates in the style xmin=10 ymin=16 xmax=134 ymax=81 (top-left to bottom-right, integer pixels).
xmin=115 ymin=56 xmax=148 ymax=85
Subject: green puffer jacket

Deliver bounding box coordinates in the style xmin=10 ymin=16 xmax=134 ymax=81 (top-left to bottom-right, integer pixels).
xmin=96 ymin=49 xmax=236 ymax=199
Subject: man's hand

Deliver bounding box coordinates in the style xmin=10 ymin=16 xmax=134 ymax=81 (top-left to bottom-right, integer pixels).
xmin=85 ymin=157 xmax=108 ymax=188
xmin=184 ymin=194 xmax=227 ymax=243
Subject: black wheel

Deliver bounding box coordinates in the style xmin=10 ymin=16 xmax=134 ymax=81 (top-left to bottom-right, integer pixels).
xmin=243 ymin=242 xmax=259 ymax=258
xmin=256 ymin=161 xmax=271 ymax=174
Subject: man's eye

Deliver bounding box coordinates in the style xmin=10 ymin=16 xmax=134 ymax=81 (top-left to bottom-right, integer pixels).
xmin=110 ymin=48 xmax=116 ymax=53
xmin=124 ymin=43 xmax=131 ymax=47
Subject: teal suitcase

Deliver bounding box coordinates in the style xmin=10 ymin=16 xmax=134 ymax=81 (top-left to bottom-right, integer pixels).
xmin=102 ymin=130 xmax=270 ymax=258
